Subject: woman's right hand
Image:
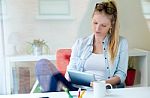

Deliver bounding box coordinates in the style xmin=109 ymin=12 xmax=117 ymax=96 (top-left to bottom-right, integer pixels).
xmin=90 ymin=82 xmax=93 ymax=87
xmin=64 ymin=72 xmax=71 ymax=81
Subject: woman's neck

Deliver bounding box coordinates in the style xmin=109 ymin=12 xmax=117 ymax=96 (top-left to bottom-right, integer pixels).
xmin=94 ymin=35 xmax=105 ymax=44
xmin=93 ymin=35 xmax=105 ymax=54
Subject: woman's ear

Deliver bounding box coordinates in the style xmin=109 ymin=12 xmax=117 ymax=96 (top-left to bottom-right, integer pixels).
xmin=109 ymin=27 xmax=112 ymax=34
xmin=111 ymin=21 xmax=115 ymax=25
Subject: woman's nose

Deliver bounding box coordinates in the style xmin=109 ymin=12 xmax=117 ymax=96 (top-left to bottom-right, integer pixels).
xmin=96 ymin=25 xmax=101 ymax=31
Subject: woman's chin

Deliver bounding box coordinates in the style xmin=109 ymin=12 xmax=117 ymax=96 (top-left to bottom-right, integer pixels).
xmin=94 ymin=32 xmax=101 ymax=36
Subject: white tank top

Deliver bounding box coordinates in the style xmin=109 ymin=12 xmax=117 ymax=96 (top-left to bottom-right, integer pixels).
xmin=84 ymin=53 xmax=105 ymax=81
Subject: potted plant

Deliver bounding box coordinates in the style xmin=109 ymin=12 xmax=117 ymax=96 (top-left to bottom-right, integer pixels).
xmin=125 ymin=56 xmax=136 ymax=86
xmin=28 ymin=39 xmax=48 ymax=56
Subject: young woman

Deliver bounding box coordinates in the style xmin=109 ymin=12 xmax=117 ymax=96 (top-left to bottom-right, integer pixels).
xmin=35 ymin=0 xmax=128 ymax=92
xmin=66 ymin=0 xmax=128 ymax=86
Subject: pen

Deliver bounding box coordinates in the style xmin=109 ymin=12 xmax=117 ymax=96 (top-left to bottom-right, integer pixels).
xmin=78 ymin=88 xmax=81 ymax=98
xmin=62 ymin=87 xmax=73 ymax=98
xmin=80 ymin=90 xmax=86 ymax=98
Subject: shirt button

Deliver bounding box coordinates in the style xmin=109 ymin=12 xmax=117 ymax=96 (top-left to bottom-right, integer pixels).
xmin=108 ymin=77 xmax=110 ymax=79
xmin=105 ymin=58 xmax=107 ymax=59
xmin=104 ymin=48 xmax=105 ymax=50
xmin=107 ymin=67 xmax=109 ymax=69
xmin=102 ymin=42 xmax=104 ymax=44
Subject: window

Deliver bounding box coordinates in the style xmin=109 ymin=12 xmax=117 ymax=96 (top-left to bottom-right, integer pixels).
xmin=37 ymin=0 xmax=73 ymax=20
xmin=141 ymin=0 xmax=150 ymax=19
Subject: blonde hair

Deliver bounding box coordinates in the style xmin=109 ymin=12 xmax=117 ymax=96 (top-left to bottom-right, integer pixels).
xmin=108 ymin=0 xmax=119 ymax=63
xmin=109 ymin=15 xmax=119 ymax=63
xmin=93 ymin=0 xmax=119 ymax=63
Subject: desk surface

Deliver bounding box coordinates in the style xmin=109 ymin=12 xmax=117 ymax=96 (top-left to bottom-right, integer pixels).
xmin=0 ymin=87 xmax=150 ymax=98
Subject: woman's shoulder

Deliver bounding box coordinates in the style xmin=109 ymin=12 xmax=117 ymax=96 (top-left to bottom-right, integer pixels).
xmin=76 ymin=34 xmax=93 ymax=45
xmin=118 ymin=36 xmax=128 ymax=48
xmin=119 ymin=36 xmax=128 ymax=43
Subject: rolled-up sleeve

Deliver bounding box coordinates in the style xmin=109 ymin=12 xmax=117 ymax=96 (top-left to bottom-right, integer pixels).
xmin=114 ymin=38 xmax=128 ymax=83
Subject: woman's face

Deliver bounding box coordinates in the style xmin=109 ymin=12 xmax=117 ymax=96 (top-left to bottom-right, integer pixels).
xmin=92 ymin=12 xmax=112 ymax=38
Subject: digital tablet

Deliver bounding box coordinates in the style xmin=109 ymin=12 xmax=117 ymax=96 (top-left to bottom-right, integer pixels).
xmin=68 ymin=70 xmax=95 ymax=86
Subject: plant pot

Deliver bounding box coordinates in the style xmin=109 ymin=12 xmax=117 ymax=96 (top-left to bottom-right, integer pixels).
xmin=32 ymin=45 xmax=43 ymax=56
xmin=125 ymin=69 xmax=136 ymax=86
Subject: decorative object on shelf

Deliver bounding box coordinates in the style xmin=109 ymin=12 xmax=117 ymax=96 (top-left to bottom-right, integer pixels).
xmin=125 ymin=56 xmax=136 ymax=86
xmin=28 ymin=39 xmax=49 ymax=56
xmin=18 ymin=67 xmax=30 ymax=93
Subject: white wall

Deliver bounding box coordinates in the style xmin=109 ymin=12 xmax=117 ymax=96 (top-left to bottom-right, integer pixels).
xmin=4 ymin=0 xmax=90 ymax=55
xmin=118 ymin=0 xmax=150 ymax=50
xmin=147 ymin=20 xmax=150 ymax=30
xmin=4 ymin=0 xmax=150 ymax=56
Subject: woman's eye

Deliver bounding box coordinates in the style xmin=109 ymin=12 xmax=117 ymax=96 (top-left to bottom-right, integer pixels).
xmin=102 ymin=24 xmax=106 ymax=27
xmin=93 ymin=22 xmax=98 ymax=24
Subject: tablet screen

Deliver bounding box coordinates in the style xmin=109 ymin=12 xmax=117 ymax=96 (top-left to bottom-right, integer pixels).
xmin=68 ymin=70 xmax=95 ymax=86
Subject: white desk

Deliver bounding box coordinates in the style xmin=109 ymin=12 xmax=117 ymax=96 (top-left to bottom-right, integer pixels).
xmin=0 ymin=87 xmax=150 ymax=98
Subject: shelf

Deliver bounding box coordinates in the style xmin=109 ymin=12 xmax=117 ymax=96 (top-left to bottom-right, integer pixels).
xmin=5 ymin=49 xmax=150 ymax=94
xmin=7 ymin=55 xmax=56 ymax=62
xmin=5 ymin=54 xmax=56 ymax=94
xmin=129 ymin=49 xmax=148 ymax=56
xmin=129 ymin=49 xmax=150 ymax=87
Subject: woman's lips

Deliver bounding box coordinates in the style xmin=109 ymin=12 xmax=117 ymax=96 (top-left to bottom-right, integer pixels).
xmin=96 ymin=32 xmax=100 ymax=34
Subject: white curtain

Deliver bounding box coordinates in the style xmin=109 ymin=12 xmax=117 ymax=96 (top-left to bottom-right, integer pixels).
xmin=0 ymin=0 xmax=6 ymax=94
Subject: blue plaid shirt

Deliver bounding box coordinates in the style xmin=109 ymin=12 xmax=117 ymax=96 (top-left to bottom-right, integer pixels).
xmin=67 ymin=34 xmax=128 ymax=83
